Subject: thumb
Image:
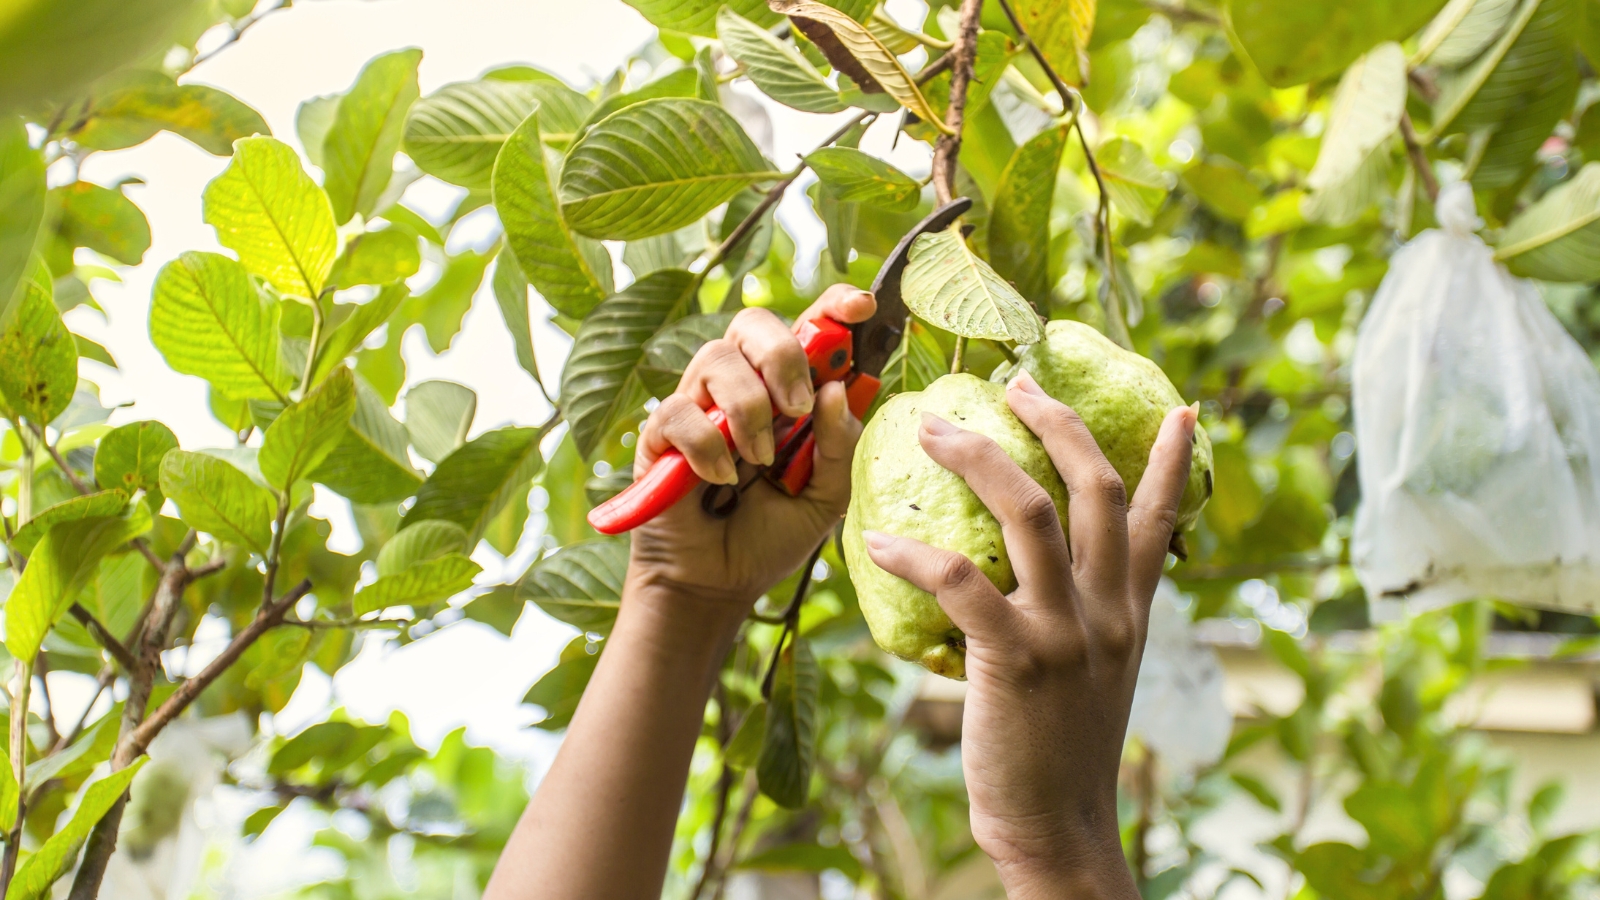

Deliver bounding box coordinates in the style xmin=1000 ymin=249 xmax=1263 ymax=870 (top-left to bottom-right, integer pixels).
xmin=801 ymin=380 xmax=861 ymax=517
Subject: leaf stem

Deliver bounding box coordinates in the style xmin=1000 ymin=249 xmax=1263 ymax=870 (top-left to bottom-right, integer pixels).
xmin=1399 ymin=112 xmax=1440 ymax=204
xmin=302 ymin=296 xmax=325 ymax=393
xmin=261 ymin=496 xmax=290 ymax=614
xmin=951 ymin=335 xmax=967 ymax=374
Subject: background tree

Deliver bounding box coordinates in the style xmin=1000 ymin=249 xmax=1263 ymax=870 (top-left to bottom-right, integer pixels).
xmin=1 ymin=0 xmax=1599 ymax=898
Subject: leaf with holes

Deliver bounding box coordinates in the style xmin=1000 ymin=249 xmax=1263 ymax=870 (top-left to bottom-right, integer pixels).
xmin=518 ymin=537 xmax=628 ymax=635
xmin=309 ymin=376 xmax=424 ymax=503
xmin=323 ymin=49 xmax=422 ymax=224
xmin=990 ymin=124 xmax=1068 ymax=304
xmin=355 ymin=553 xmax=481 ymax=615
xmin=805 ymin=147 xmax=921 ymax=211
xmin=5 ymin=504 xmax=150 ymax=663
xmin=758 ymin=636 xmax=820 ymax=808
xmin=1496 ymin=162 xmax=1600 ymax=281
xmin=0 ymin=260 xmax=76 ymax=425
xmin=260 ymin=367 xmax=357 ymax=490
xmin=769 ymin=0 xmax=947 ymax=130
xmin=560 ymin=269 xmax=699 ymax=457
xmin=639 ymin=313 xmax=735 ymax=399
xmin=493 ymin=110 xmax=612 ymax=318
xmin=1096 ymin=136 xmax=1166 ymax=228
xmin=203 ymin=137 xmax=338 ymax=300
xmin=718 ymin=7 xmax=846 ymax=114
xmin=94 ymin=420 xmax=179 ymax=507
xmin=902 ymin=228 xmax=1043 ymax=343
xmin=405 ymin=79 xmax=591 ymax=189
xmin=406 ymin=426 xmax=543 ymax=542
xmin=559 ymin=99 xmax=780 ymax=240
xmin=405 ymin=380 xmax=477 ymax=464
xmin=150 ymin=251 xmax=290 ymax=401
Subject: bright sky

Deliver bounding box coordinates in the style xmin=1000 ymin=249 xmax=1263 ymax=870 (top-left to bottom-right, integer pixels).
xmin=51 ymin=1 xmax=930 ymax=893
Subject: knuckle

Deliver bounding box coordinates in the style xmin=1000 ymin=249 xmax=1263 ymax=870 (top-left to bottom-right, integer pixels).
xmin=731 ymin=307 xmax=779 ymax=332
xmin=935 ymin=553 xmax=979 ymax=590
xmin=1092 ymin=465 xmax=1128 ymax=508
xmin=1100 ymin=614 xmax=1140 ymax=660
xmin=1015 ymin=488 xmax=1061 ymax=534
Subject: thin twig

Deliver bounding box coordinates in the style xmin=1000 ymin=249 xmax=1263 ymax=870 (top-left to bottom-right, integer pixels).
xmin=55 ymin=667 xmax=114 ymax=754
xmin=1399 ymin=112 xmax=1440 ymax=204
xmin=68 ymin=605 xmax=139 ymax=672
xmin=34 ymin=654 xmax=61 ymax=750
xmin=995 ymin=0 xmax=1078 ymax=114
xmin=261 ymin=498 xmax=290 ymax=613
xmin=187 ymin=0 xmax=288 ymax=70
xmin=708 ymin=771 xmax=761 ymax=900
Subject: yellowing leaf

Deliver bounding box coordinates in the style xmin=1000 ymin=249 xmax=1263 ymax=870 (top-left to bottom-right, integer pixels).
xmin=1008 ymin=0 xmax=1096 ymax=84
xmin=203 ymin=136 xmax=338 ymax=299
xmin=902 ymin=227 xmax=1043 ymax=343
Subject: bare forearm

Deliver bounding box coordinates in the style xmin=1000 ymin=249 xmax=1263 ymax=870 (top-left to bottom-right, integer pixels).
xmin=486 ymin=582 xmax=740 ymax=900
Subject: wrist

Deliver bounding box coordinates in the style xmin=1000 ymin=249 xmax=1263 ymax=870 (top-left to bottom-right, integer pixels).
xmin=614 ymin=573 xmax=748 ymax=664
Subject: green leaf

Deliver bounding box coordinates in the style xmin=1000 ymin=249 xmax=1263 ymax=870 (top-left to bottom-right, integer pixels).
xmin=624 ymin=0 xmax=778 ymax=35
xmin=0 ymin=260 xmax=77 ymax=425
xmin=203 ymin=136 xmax=338 ymax=300
xmin=296 ymin=93 xmax=341 ymax=169
xmin=400 ymin=248 xmax=492 ymax=353
xmin=327 ymin=228 xmax=420 ymax=289
xmin=724 ymin=700 xmax=766 ymax=770
xmin=405 ymin=80 xmax=592 ymax=189
xmin=517 ymin=537 xmax=628 ymax=635
xmin=559 ymin=269 xmax=699 ymax=457
xmin=639 ymin=312 xmax=734 ymax=399
xmin=1470 ymin=54 xmax=1577 ymax=189
xmin=1303 ymin=43 xmax=1406 ymax=223
xmin=1007 ymin=0 xmax=1095 ymax=85
xmin=811 ymin=181 xmax=859 ymax=273
xmin=805 ymin=147 xmax=921 ymax=211
xmin=990 ymin=124 xmax=1069 ymax=303
xmin=581 ymin=69 xmax=702 ymax=129
xmin=0 ymin=117 xmax=45 ymax=328
xmin=462 ymin=584 xmax=526 ymax=636
xmin=758 ymin=636 xmax=819 ymax=808
xmin=1230 ymin=772 xmax=1283 ymax=812
xmin=1096 ymin=136 xmax=1166 ymax=228
xmin=70 ymin=71 xmax=269 ymax=156
xmin=404 ymin=380 xmax=477 ymax=464
xmin=354 ymin=553 xmax=481 ymax=615
xmin=1495 ymin=162 xmax=1600 ymax=281
xmin=559 ymin=99 xmax=779 ymax=241
xmin=1432 ymin=0 xmax=1572 ymax=137
xmin=376 ymin=519 xmax=470 ymax=577
xmin=1182 ymin=159 xmax=1263 ymax=222
xmin=718 ymin=187 xmax=775 ymax=306
xmin=5 ymin=504 xmax=151 ymax=663
xmin=161 ymin=449 xmax=277 ymax=553
xmin=260 ymin=367 xmax=357 ymax=490
xmin=490 ymin=251 xmax=540 ymax=381
xmin=771 ymin=0 xmax=948 ymax=131
xmin=718 ymin=7 xmax=847 ymax=114
xmin=869 ymin=318 xmax=944 ymax=418
xmin=902 ymin=227 xmax=1043 ymax=343
xmin=244 ymin=626 xmax=313 ymax=689
xmin=75 ymin=553 xmax=145 ymax=644
xmin=51 ymin=181 xmax=151 ymax=266
xmin=0 ymin=0 xmax=190 ymax=107
xmin=739 ymin=843 xmax=863 ymax=881
xmin=308 ymin=376 xmax=424 ymax=504
xmin=493 ymin=110 xmax=613 ymax=318
xmin=406 ymin=426 xmax=544 ymax=542
xmin=22 ymin=709 xmax=120 ymax=792
xmin=543 ymin=433 xmax=599 ymax=545
xmin=149 ymin=251 xmax=291 ymax=401
xmin=94 ymin=420 xmax=179 ymax=506
xmin=525 ymin=635 xmax=602 ymax=730
xmin=1419 ymin=0 xmax=1521 ymax=67
xmin=1225 ymin=0 xmax=1447 ymax=87
xmin=73 ymin=334 xmax=117 ymax=369
xmin=323 ymin=49 xmax=422 ymax=224
xmin=6 ymin=760 xmax=147 ymax=900
xmin=11 ymin=490 xmax=128 ymax=557
xmin=310 ymin=284 xmax=407 ymax=385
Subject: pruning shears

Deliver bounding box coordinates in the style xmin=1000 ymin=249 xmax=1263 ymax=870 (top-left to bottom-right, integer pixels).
xmin=587 ymin=197 xmax=973 ymax=535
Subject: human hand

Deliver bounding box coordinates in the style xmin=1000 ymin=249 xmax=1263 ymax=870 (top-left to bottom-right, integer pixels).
xmin=627 ymin=285 xmax=875 ymax=623
xmin=862 ymin=371 xmax=1197 ymax=899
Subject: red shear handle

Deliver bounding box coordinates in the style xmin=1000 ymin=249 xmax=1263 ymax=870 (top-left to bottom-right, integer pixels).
xmin=587 ymin=317 xmax=854 ymax=535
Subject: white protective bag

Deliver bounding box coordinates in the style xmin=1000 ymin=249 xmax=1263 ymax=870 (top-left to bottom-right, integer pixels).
xmin=1353 ymin=182 xmax=1600 ymax=619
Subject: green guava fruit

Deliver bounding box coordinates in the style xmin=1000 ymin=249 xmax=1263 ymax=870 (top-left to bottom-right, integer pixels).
xmin=844 ymin=323 xmax=1214 ymax=680
xmin=996 ymin=320 xmax=1214 ymax=530
xmin=843 ymin=374 xmax=1070 ymax=679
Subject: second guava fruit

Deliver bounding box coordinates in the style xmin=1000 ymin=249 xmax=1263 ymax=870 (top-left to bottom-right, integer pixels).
xmin=844 ymin=321 xmax=1214 ymax=680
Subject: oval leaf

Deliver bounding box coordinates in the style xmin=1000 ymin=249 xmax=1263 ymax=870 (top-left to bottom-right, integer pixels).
xmin=52 ymin=180 xmax=151 ymax=266
xmin=94 ymin=420 xmax=179 ymax=503
xmin=405 ymin=80 xmax=591 ymax=189
xmin=902 ymin=227 xmax=1043 ymax=343
xmin=718 ymin=7 xmax=846 ymax=114
xmin=404 ymin=379 xmax=477 ymax=465
xmin=559 ymin=98 xmax=779 ymax=240
xmin=323 ymin=49 xmax=422 ymax=225
xmin=991 ymin=124 xmax=1069 ymax=302
xmin=757 ymin=636 xmax=819 ymax=809
xmin=203 ymin=136 xmax=338 ymax=299
xmin=804 ymin=147 xmax=921 ymax=211
xmin=354 ymin=553 xmax=481 ymax=615
xmin=517 ymin=537 xmax=628 ymax=635
xmin=71 ymin=72 xmax=270 ymax=156
xmin=376 ymin=519 xmax=470 ymax=577
xmin=260 ymin=367 xmax=357 ymax=490
xmin=1496 ymin=162 xmax=1600 ymax=281
xmin=160 ymin=449 xmax=277 ymax=553
xmin=0 ymin=260 xmax=76 ymax=425
xmin=406 ymin=426 xmax=544 ymax=542
xmin=150 ymin=251 xmax=290 ymax=401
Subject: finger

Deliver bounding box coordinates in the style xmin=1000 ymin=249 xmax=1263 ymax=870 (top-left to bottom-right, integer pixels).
xmin=917 ymin=413 xmax=1073 ymax=609
xmin=1128 ymin=405 xmax=1196 ymax=601
xmin=727 ymin=307 xmax=814 ymax=417
xmin=801 ymin=380 xmax=861 ymax=515
xmin=637 ymin=393 xmax=738 ymax=485
xmin=680 ymin=339 xmax=775 ymax=467
xmin=1006 ymin=371 xmax=1130 ymax=597
xmin=862 ymin=531 xmax=1019 ymax=643
xmin=796 ymin=283 xmax=876 ymax=328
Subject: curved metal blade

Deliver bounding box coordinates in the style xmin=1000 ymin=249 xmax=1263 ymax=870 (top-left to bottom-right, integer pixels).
xmin=855 ymin=196 xmax=973 ymax=378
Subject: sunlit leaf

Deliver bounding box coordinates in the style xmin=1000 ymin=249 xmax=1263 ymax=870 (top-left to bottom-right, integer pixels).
xmin=94 ymin=420 xmax=179 ymax=508
xmin=6 ymin=760 xmax=147 ymax=900
xmin=518 ymin=537 xmax=628 ymax=635
xmin=260 ymin=367 xmax=357 ymax=490
xmin=406 ymin=426 xmax=544 ymax=542
xmin=902 ymin=227 xmax=1043 ymax=343
xmin=560 ymin=269 xmax=699 ymax=457
xmin=323 ymin=49 xmax=422 ymax=224
xmin=624 ymin=0 xmax=778 ymax=36
xmin=203 ymin=137 xmax=338 ymax=299
xmin=1225 ymin=0 xmax=1447 ymax=87
xmin=309 ymin=378 xmax=423 ymax=503
xmin=353 ymin=553 xmax=481 ymax=615
xmin=758 ymin=636 xmax=819 ymax=808
xmin=559 ymin=99 xmax=779 ymax=240
xmin=10 ymin=490 xmax=128 ymax=557
xmin=149 ymin=251 xmax=291 ymax=401
xmin=296 ymin=93 xmax=341 ymax=169
xmin=990 ymin=124 xmax=1068 ymax=303
xmin=404 ymin=380 xmax=477 ymax=464
xmin=377 ymin=520 xmax=470 ymax=576
xmin=805 ymin=147 xmax=921 ymax=211
xmin=65 ymin=73 xmax=270 ymax=155
xmin=328 ymin=228 xmax=420 ymax=289
xmin=310 ymin=284 xmax=407 ymax=386
xmin=161 ymin=449 xmax=276 ymax=552
xmin=770 ymin=0 xmax=948 ymax=131
xmin=405 ymin=79 xmax=592 ymax=189
xmin=0 ymin=260 xmax=77 ymax=425
xmin=1496 ymin=162 xmax=1600 ymax=281
xmin=718 ymin=7 xmax=847 ymax=114
xmin=1007 ymin=0 xmax=1096 ymax=84
xmin=490 ymin=251 xmax=540 ymax=382
xmin=5 ymin=504 xmax=151 ymax=663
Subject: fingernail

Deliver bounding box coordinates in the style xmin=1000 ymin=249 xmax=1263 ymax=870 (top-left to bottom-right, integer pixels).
xmin=755 ymin=429 xmax=775 ymax=466
xmin=1183 ymin=403 xmax=1198 ymax=440
xmin=863 ymin=530 xmax=895 ymax=551
xmin=921 ymin=412 xmax=957 ymax=436
xmin=852 ymin=289 xmax=875 ymax=306
xmin=1008 ymin=370 xmax=1046 ymax=397
xmin=714 ymin=456 xmax=738 ymax=484
xmin=787 ymin=383 xmax=814 ymax=415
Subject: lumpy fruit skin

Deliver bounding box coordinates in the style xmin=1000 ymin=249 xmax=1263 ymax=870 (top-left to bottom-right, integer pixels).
xmin=843 ymin=374 xmax=1069 ymax=680
xmin=996 ymin=320 xmax=1214 ymax=529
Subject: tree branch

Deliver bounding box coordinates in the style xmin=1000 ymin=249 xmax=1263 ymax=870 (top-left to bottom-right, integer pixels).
xmin=30 ymin=423 xmax=169 ymax=574
xmin=930 ymin=0 xmax=984 ymax=203
xmin=1399 ymin=112 xmax=1440 ymax=204
xmin=68 ymin=605 xmax=138 ymax=672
